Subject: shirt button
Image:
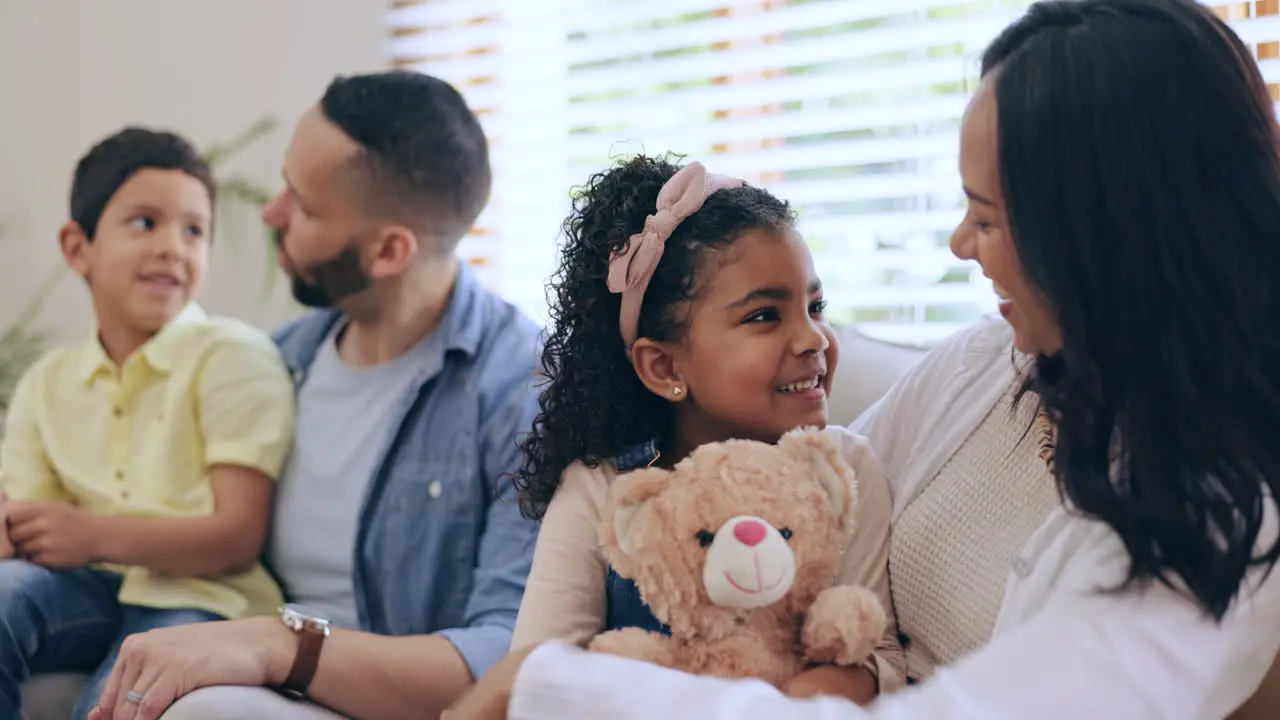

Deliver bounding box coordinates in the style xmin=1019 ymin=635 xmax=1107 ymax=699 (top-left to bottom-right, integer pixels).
xmin=428 ymin=481 xmax=443 ymax=499
xmin=120 ymin=489 xmax=130 ymax=500
xmin=114 ymin=470 xmax=124 ymax=481
xmin=1013 ymin=557 xmax=1032 ymax=577
xmin=112 ymin=406 xmax=123 ymax=417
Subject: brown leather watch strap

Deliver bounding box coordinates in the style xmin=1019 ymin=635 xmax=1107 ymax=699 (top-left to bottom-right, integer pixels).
xmin=282 ymin=626 xmax=326 ymax=696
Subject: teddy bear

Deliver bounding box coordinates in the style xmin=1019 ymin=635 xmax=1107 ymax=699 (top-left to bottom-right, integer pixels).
xmin=588 ymin=426 xmax=887 ymax=688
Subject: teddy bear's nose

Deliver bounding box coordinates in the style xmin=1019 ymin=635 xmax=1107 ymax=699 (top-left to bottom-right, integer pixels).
xmin=733 ymin=519 xmax=767 ymax=547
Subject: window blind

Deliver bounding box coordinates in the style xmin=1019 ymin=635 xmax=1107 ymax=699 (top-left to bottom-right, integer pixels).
xmin=387 ymin=0 xmax=1280 ymax=346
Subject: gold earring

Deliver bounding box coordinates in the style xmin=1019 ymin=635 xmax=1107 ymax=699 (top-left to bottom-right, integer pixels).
xmin=672 ymin=386 xmax=683 ymax=397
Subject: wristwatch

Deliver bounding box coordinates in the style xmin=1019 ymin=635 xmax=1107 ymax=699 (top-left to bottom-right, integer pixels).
xmin=278 ymin=604 xmax=330 ymax=698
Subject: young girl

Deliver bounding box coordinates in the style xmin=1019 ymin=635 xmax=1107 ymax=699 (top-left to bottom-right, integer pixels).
xmin=509 ymin=154 xmax=904 ymax=703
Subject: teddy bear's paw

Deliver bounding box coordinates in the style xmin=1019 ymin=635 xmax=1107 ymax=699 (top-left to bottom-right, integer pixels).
xmin=801 ymin=584 xmax=888 ymax=666
xmin=588 ymin=627 xmax=677 ymax=668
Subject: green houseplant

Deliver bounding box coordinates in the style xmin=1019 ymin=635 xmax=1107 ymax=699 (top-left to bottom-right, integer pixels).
xmin=0 ymin=250 xmax=58 ymax=420
xmin=203 ymin=116 xmax=280 ymax=283
xmin=0 ymin=117 xmax=279 ymax=422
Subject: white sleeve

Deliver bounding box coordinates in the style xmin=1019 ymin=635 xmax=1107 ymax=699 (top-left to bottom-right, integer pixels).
xmin=510 ymin=642 xmax=860 ymax=720
xmin=508 ymin=543 xmax=1280 ymax=720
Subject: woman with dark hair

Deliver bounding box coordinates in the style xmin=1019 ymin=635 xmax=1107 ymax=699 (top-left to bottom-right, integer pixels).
xmin=444 ymin=1 xmax=1280 ymax=718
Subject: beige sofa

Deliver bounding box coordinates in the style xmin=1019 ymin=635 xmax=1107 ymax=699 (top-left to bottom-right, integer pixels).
xmin=16 ymin=326 xmax=927 ymax=720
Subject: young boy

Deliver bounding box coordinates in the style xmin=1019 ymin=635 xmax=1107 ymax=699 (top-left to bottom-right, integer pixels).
xmin=0 ymin=127 xmax=294 ymax=719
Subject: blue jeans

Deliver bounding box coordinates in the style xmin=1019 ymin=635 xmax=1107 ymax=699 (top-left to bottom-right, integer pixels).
xmin=0 ymin=560 xmax=222 ymax=720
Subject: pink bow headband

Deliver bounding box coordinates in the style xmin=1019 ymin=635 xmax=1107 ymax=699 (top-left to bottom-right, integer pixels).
xmin=606 ymin=161 xmax=745 ymax=347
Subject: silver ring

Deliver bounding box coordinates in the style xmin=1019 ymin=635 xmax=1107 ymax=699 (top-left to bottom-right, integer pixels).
xmin=126 ymin=689 xmax=145 ymax=705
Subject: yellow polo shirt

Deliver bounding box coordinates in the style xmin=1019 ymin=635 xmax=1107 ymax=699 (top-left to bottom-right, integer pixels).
xmin=0 ymin=305 xmax=293 ymax=619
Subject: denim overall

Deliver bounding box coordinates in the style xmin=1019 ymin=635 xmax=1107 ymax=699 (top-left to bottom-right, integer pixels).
xmin=603 ymin=438 xmax=672 ymax=636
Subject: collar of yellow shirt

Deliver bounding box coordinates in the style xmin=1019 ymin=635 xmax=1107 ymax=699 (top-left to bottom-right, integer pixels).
xmin=73 ymin=303 xmax=208 ymax=385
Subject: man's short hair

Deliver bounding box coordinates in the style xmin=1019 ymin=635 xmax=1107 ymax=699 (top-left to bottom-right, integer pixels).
xmin=70 ymin=127 xmax=215 ymax=241
xmin=319 ymin=70 xmax=492 ymax=252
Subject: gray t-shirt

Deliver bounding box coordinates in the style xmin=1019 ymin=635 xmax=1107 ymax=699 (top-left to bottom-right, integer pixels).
xmin=268 ymin=321 xmax=442 ymax=629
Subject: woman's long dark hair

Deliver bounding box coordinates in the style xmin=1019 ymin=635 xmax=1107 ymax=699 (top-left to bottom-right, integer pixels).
xmin=985 ymin=0 xmax=1280 ymax=619
xmin=514 ymin=155 xmax=794 ymax=521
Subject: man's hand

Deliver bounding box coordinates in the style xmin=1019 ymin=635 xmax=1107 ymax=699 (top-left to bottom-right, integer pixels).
xmin=0 ymin=492 xmax=14 ymax=559
xmin=88 ymin=616 xmax=295 ymax=720
xmin=442 ymin=645 xmax=539 ymax=720
xmin=8 ymin=500 xmax=101 ymax=568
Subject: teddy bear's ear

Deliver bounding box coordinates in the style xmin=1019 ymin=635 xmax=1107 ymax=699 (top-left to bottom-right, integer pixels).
xmin=602 ymin=467 xmax=672 ymax=560
xmin=779 ymin=426 xmax=856 ymax=519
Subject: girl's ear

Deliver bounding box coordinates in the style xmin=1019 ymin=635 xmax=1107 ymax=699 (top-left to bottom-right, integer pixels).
xmin=630 ymin=338 xmax=688 ymax=403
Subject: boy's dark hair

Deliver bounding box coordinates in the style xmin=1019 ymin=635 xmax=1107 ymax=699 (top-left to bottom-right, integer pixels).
xmin=319 ymin=70 xmax=491 ymax=252
xmin=514 ymin=154 xmax=795 ymax=521
xmin=70 ymin=127 xmax=215 ymax=241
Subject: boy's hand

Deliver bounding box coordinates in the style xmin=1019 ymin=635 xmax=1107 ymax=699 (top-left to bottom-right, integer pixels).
xmin=8 ymin=500 xmax=101 ymax=568
xmin=0 ymin=492 xmax=14 ymax=559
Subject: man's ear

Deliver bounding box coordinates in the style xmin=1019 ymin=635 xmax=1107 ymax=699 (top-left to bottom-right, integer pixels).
xmin=366 ymin=223 xmax=419 ymax=280
xmin=59 ymin=221 xmax=92 ymax=279
xmin=630 ymin=338 xmax=688 ymax=402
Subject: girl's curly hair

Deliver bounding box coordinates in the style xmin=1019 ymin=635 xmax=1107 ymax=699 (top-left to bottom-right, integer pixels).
xmin=515 ymin=153 xmax=795 ymax=521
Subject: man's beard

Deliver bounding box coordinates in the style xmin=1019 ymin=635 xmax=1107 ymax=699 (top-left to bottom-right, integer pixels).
xmin=274 ymin=229 xmax=372 ymax=308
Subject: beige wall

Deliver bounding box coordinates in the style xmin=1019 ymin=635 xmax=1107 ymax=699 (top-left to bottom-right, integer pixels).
xmin=0 ymin=0 xmax=383 ymax=344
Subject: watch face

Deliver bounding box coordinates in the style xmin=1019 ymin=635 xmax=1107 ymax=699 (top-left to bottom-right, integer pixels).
xmin=283 ymin=604 xmax=324 ymax=621
xmin=281 ymin=604 xmax=330 ymax=632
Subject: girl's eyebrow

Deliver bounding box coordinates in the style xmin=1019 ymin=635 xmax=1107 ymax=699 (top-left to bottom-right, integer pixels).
xmin=727 ymin=285 xmax=790 ymax=309
xmin=726 ymin=280 xmax=821 ymax=309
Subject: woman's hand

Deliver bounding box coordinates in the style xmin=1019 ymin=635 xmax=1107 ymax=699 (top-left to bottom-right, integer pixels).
xmin=443 ymin=645 xmax=540 ymax=720
xmin=782 ymin=664 xmax=878 ymax=705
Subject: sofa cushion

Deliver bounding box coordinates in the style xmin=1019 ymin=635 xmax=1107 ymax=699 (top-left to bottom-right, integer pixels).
xmin=827 ymin=325 xmax=926 ymax=427
xmin=22 ymin=672 xmax=86 ymax=720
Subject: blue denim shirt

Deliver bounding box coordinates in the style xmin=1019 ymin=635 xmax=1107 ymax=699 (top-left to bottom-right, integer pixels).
xmin=272 ymin=264 xmax=542 ymax=680
xmin=604 ymin=439 xmax=671 ymax=636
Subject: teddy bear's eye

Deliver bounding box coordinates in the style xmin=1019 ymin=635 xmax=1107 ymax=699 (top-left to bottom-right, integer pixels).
xmin=779 ymin=527 xmax=793 ymax=540
xmin=695 ymin=529 xmax=715 ymax=547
